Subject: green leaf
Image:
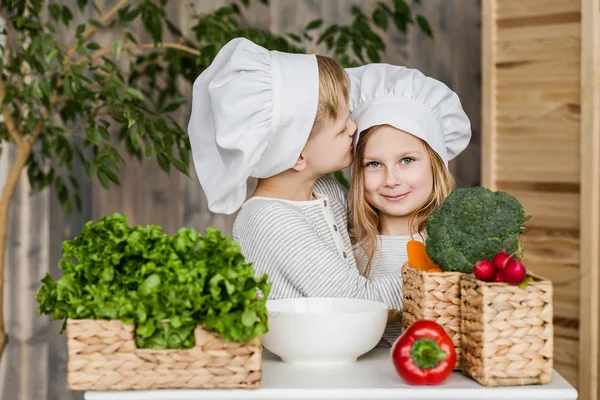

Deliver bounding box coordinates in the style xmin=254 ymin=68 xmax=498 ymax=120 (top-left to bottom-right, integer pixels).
xmin=144 ymin=141 xmax=153 ymax=159
xmin=157 ymin=153 xmax=170 ymax=173
xmin=332 ymin=170 xmax=349 ymax=189
xmin=367 ymin=46 xmax=381 ymax=63
xmin=161 ymin=97 xmax=186 ymax=113
xmin=305 ymin=19 xmax=323 ymax=31
xmin=49 ymin=4 xmax=61 ymax=21
xmin=46 ymin=49 xmax=58 ymax=63
xmin=200 ymin=44 xmax=216 ymax=61
xmin=416 ymin=15 xmax=433 ymax=38
xmin=61 ymin=5 xmax=73 ymax=26
xmin=76 ymin=23 xmax=86 ymax=37
xmin=139 ymin=274 xmax=161 ymax=296
xmin=78 ymin=0 xmax=87 ymax=12
xmin=518 ymin=277 xmax=533 ymax=289
xmin=241 ymin=309 xmax=257 ymax=327
xmin=113 ymin=40 xmax=122 ymax=60
xmin=87 ymin=42 xmax=101 ymax=50
xmin=125 ymin=88 xmax=144 ymax=101
xmin=286 ymin=33 xmax=302 ymax=43
xmin=89 ymin=19 xmax=103 ymax=29
xmin=393 ymin=13 xmax=408 ymax=33
xmin=97 ymin=168 xmax=110 ymax=189
xmin=76 ymin=46 xmax=88 ymax=56
xmin=373 ymin=9 xmax=388 ymax=30
xmin=393 ymin=0 xmax=410 ymax=15
xmin=317 ymin=25 xmax=339 ymax=45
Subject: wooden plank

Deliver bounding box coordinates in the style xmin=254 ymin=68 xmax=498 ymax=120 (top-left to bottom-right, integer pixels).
xmin=496 ymin=58 xmax=580 ymax=85
xmin=497 ymin=12 xmax=580 ymax=30
xmin=555 ymin=361 xmax=579 ymax=390
xmin=555 ymin=337 xmax=580 ymax=372
xmin=481 ymin=0 xmax=496 ymax=189
xmin=555 ymin=319 xmax=580 ymax=341
xmin=579 ymin=0 xmax=600 ymax=398
xmin=496 ymin=0 xmax=581 ymax=19
xmin=494 ymin=128 xmax=579 ymax=183
xmin=496 ymin=23 xmax=580 ymax=63
xmin=496 ymin=190 xmax=580 ymax=231
xmin=520 ymin=228 xmax=579 ymax=266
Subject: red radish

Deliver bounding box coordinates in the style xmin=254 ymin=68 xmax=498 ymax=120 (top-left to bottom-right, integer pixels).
xmin=493 ymin=269 xmax=505 ymax=282
xmin=493 ymin=251 xmax=513 ymax=269
xmin=473 ymin=260 xmax=496 ymax=282
xmin=503 ymin=258 xmax=527 ymax=285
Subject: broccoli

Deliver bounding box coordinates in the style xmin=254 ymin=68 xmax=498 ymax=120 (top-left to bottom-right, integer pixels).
xmin=425 ymin=187 xmax=531 ymax=273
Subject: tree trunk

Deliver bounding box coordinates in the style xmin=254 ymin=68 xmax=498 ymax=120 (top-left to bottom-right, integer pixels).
xmin=0 ymin=144 xmax=32 ymax=359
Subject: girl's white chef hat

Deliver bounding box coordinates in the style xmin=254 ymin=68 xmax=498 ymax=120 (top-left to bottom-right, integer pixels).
xmin=188 ymin=38 xmax=319 ymax=214
xmin=346 ymin=64 xmax=471 ymax=165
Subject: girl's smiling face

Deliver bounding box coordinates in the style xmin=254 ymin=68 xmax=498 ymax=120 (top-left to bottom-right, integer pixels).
xmin=362 ymin=125 xmax=434 ymax=218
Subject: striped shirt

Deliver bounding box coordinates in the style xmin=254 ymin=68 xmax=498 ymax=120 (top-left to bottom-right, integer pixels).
xmin=233 ymin=176 xmax=404 ymax=307
xmin=354 ymin=234 xmax=423 ymax=348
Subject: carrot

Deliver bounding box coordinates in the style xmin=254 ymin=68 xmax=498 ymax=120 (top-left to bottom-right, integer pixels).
xmin=426 ymin=266 xmax=443 ymax=273
xmin=406 ymin=240 xmax=441 ymax=272
xmin=406 ymin=240 xmax=432 ymax=270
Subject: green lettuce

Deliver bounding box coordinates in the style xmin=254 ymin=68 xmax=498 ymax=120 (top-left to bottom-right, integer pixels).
xmin=36 ymin=213 xmax=271 ymax=348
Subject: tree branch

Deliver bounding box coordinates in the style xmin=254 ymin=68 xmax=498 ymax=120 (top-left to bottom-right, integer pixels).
xmin=86 ymin=0 xmax=129 ymax=41
xmin=65 ymin=0 xmax=130 ymax=62
xmin=0 ymin=78 xmax=22 ymax=148
xmin=27 ymin=91 xmax=59 ymax=146
xmin=81 ymin=42 xmax=200 ymax=66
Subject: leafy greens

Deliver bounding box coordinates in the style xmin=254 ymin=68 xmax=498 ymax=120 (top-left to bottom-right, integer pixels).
xmin=36 ymin=213 xmax=271 ymax=348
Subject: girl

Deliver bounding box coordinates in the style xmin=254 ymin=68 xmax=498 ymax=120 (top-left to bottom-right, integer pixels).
xmin=188 ymin=38 xmax=405 ymax=308
xmin=346 ymin=64 xmax=472 ymax=347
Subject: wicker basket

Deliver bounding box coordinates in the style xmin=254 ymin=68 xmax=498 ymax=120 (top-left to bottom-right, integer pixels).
xmin=401 ymin=263 xmax=463 ymax=369
xmin=66 ymin=319 xmax=262 ymax=391
xmin=460 ymin=273 xmax=553 ymax=387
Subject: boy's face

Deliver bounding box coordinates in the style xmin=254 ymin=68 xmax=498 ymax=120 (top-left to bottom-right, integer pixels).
xmin=301 ymin=96 xmax=356 ymax=176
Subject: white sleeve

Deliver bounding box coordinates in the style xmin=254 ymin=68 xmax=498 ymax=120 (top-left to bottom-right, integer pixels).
xmin=313 ymin=175 xmax=349 ymax=208
xmin=234 ymin=202 xmax=403 ymax=308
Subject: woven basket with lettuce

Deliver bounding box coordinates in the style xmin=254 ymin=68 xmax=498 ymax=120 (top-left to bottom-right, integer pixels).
xmin=36 ymin=214 xmax=271 ymax=391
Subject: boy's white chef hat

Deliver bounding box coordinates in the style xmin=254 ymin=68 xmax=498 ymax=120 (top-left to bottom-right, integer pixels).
xmin=346 ymin=64 xmax=471 ymax=165
xmin=188 ymin=38 xmax=319 ymax=214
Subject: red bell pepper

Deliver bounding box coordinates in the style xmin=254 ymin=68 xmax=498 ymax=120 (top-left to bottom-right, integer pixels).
xmin=390 ymin=320 xmax=456 ymax=385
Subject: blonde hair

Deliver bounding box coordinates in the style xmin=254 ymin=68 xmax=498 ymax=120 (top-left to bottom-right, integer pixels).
xmin=309 ymin=55 xmax=349 ymax=136
xmin=349 ymin=126 xmax=456 ymax=277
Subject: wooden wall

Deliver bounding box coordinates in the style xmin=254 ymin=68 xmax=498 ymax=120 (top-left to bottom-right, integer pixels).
xmin=482 ymin=0 xmax=599 ymax=397
xmin=0 ymin=1 xmax=482 ymax=399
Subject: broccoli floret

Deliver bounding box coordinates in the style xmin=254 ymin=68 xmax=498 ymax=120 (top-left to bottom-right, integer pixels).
xmin=425 ymin=187 xmax=530 ymax=273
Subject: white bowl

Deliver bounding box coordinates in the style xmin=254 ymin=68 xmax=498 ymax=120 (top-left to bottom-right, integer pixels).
xmin=260 ymin=297 xmax=388 ymax=365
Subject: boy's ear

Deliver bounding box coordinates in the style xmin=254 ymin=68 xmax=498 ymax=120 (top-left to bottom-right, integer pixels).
xmin=292 ymin=151 xmax=307 ymax=172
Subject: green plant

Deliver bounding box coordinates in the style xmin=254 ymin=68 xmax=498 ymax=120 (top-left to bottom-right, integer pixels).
xmin=425 ymin=187 xmax=531 ymax=273
xmin=36 ymin=213 xmax=271 ymax=347
xmin=0 ymin=0 xmax=432 ymax=357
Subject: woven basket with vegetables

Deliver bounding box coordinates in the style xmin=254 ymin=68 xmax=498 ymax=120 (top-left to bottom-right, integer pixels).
xmin=459 ymin=202 xmax=553 ymax=387
xmin=402 ymin=187 xmax=541 ymax=372
xmin=36 ymin=214 xmax=270 ymax=391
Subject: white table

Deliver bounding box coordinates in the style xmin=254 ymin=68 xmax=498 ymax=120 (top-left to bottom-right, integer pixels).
xmin=84 ymin=349 xmax=578 ymax=400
